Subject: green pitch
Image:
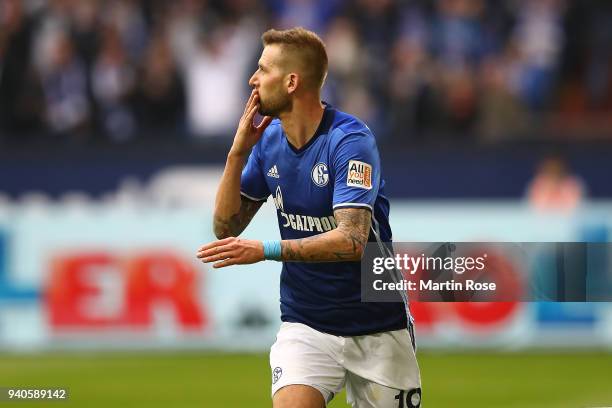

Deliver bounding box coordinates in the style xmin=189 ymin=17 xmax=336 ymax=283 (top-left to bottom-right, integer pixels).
xmin=1 ymin=351 xmax=611 ymax=407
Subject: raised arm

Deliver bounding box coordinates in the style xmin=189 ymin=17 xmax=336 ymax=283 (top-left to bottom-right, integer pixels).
xmin=214 ymin=195 xmax=264 ymax=239
xmin=213 ymin=89 xmax=272 ymax=239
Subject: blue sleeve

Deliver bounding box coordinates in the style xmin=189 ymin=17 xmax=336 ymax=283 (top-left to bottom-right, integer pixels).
xmin=240 ymin=142 xmax=270 ymax=201
xmin=332 ymin=131 xmax=380 ymax=211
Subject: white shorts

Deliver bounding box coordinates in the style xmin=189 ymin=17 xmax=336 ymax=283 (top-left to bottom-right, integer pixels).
xmin=270 ymin=322 xmax=422 ymax=407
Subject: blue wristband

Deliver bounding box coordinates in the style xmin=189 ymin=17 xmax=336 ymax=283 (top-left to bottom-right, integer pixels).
xmin=263 ymin=240 xmax=282 ymax=261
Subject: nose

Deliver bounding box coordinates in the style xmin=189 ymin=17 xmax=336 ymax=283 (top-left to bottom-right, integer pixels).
xmin=248 ymin=71 xmax=257 ymax=87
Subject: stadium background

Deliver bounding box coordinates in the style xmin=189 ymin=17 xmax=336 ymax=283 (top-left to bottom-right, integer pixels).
xmin=1 ymin=0 xmax=612 ymax=406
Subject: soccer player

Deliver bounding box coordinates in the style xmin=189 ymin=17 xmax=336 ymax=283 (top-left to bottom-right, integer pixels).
xmin=197 ymin=27 xmax=421 ymax=408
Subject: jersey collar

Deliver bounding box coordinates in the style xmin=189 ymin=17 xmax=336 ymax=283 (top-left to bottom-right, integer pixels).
xmin=285 ymin=102 xmax=335 ymax=154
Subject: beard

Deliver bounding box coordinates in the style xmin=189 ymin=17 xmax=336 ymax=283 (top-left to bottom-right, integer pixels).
xmin=258 ymin=91 xmax=292 ymax=117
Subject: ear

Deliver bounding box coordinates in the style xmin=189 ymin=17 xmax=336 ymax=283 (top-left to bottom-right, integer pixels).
xmin=286 ymin=73 xmax=299 ymax=95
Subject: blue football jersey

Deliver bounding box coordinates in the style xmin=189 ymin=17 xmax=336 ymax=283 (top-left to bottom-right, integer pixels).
xmin=240 ymin=103 xmax=408 ymax=336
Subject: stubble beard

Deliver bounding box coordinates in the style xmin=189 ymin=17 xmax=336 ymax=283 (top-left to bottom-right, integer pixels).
xmin=259 ymin=92 xmax=292 ymax=118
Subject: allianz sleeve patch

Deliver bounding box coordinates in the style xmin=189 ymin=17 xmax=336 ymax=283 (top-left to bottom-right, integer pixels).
xmin=346 ymin=160 xmax=372 ymax=190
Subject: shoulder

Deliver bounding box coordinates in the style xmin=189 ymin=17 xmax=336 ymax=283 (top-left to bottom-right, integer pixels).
xmin=257 ymin=119 xmax=283 ymax=150
xmin=262 ymin=118 xmax=283 ymax=138
xmin=328 ymin=109 xmax=377 ymax=153
xmin=332 ymin=109 xmax=373 ymax=137
xmin=329 ymin=109 xmax=375 ymax=144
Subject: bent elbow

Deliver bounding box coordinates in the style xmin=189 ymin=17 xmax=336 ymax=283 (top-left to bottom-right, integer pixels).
xmin=214 ymin=230 xmax=230 ymax=240
xmin=213 ymin=220 xmax=232 ymax=240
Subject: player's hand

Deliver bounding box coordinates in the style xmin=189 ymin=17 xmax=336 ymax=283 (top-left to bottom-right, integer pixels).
xmin=196 ymin=236 xmax=265 ymax=268
xmin=229 ymin=89 xmax=272 ymax=157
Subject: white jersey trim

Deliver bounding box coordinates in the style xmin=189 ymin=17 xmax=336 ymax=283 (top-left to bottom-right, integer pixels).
xmin=332 ymin=202 xmax=373 ymax=211
xmin=240 ymin=191 xmax=268 ymax=202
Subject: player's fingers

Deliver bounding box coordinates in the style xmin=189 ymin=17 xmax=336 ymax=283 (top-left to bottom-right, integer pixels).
xmin=243 ymin=89 xmax=256 ymax=116
xmin=246 ymin=103 xmax=259 ymax=124
xmin=201 ymin=250 xmax=235 ymax=263
xmin=256 ymin=115 xmax=273 ymax=131
xmin=198 ymin=241 xmax=237 ymax=258
xmin=197 ymin=237 xmax=235 ymax=253
xmin=245 ymin=90 xmax=259 ymax=117
xmin=213 ymin=257 xmax=237 ymax=268
xmin=197 ymin=241 xmax=226 ymax=255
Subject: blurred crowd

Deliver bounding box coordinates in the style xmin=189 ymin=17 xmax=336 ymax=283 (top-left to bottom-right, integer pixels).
xmin=1 ymin=0 xmax=611 ymax=145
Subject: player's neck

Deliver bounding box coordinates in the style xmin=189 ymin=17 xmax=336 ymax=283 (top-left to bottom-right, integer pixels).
xmin=279 ymin=98 xmax=325 ymax=150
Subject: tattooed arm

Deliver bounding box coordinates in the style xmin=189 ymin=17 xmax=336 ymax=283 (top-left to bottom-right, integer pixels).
xmin=198 ymin=207 xmax=371 ymax=268
xmin=212 ymin=151 xmax=260 ymax=239
xmin=281 ymin=207 xmax=371 ymax=262
xmin=212 ymin=89 xmax=271 ymax=240
xmin=213 ymin=195 xmax=264 ymax=239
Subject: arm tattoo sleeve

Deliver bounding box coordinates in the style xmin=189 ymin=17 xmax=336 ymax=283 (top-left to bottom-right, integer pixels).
xmin=281 ymin=208 xmax=372 ymax=262
xmin=213 ymin=196 xmax=264 ymax=239
xmin=334 ymin=207 xmax=372 ymax=258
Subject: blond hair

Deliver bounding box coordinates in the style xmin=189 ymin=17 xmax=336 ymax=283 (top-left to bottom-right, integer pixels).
xmin=261 ymin=27 xmax=328 ymax=91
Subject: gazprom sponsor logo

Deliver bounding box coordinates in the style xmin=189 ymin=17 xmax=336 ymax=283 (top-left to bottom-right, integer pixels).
xmin=280 ymin=212 xmax=337 ymax=232
xmin=273 ymin=187 xmax=336 ymax=233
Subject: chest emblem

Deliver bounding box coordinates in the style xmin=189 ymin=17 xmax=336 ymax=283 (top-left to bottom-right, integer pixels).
xmin=311 ymin=162 xmax=329 ymax=187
